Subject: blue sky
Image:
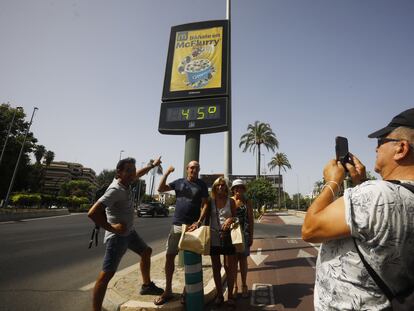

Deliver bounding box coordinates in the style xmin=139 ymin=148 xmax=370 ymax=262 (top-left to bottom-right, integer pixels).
xmin=1 ymin=0 xmax=413 ymax=195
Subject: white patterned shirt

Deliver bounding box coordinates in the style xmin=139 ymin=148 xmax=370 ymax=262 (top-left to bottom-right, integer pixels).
xmin=314 ymin=180 xmax=414 ymax=310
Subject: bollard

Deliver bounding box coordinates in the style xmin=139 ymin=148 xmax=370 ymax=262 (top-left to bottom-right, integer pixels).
xmin=184 ymin=250 xmax=204 ymax=311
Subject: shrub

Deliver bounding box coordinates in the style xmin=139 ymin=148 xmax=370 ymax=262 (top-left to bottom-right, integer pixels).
xmin=10 ymin=193 xmax=41 ymax=207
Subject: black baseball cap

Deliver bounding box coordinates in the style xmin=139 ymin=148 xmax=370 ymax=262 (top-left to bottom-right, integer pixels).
xmin=368 ymin=108 xmax=414 ymax=138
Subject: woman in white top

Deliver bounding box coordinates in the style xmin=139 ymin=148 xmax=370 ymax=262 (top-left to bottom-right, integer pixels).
xmin=202 ymin=177 xmax=237 ymax=308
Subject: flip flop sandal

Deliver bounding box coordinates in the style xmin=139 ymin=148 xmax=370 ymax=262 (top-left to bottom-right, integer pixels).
xmin=242 ymin=285 xmax=249 ymax=298
xmin=180 ymin=293 xmax=186 ymax=305
xmin=226 ymin=298 xmax=237 ymax=309
xmin=154 ymin=295 xmax=174 ymax=306
xmin=213 ymin=295 xmax=224 ymax=307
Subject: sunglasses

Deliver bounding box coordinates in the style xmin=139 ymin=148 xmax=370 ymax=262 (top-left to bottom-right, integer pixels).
xmin=377 ymin=137 xmax=402 ymax=148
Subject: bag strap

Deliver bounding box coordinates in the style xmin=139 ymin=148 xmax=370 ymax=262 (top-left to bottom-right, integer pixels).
xmin=352 ymin=238 xmax=394 ymax=301
xmin=386 ymin=180 xmax=414 ymax=193
xmin=88 ymin=225 xmax=100 ymax=249
xmin=213 ymin=199 xmax=221 ymax=233
xmin=352 ymin=180 xmax=414 ymax=301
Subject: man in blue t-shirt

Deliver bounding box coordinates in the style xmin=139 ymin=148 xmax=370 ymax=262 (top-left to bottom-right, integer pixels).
xmin=154 ymin=160 xmax=209 ymax=305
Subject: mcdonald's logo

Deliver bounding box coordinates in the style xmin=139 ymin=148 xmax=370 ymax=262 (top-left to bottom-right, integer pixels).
xmin=176 ymin=32 xmax=188 ymax=41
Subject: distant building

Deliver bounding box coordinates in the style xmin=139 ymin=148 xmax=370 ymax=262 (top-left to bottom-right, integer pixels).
xmin=200 ymin=174 xmax=284 ymax=193
xmin=154 ymin=192 xmax=175 ymax=204
xmin=42 ymin=161 xmax=97 ymax=194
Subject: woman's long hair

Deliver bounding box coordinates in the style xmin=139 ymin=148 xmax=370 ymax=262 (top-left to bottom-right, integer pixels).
xmin=211 ymin=176 xmax=230 ymax=200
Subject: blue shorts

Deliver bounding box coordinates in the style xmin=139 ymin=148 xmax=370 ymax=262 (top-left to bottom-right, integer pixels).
xmin=102 ymin=230 xmax=149 ymax=272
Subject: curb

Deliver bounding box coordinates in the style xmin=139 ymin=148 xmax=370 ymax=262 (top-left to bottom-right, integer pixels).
xmin=0 ymin=208 xmax=70 ymax=222
xmin=102 ymin=253 xmax=226 ymax=311
xmin=118 ymin=270 xmax=223 ymax=311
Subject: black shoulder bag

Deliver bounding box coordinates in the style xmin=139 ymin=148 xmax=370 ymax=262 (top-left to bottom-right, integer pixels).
xmin=352 ymin=181 xmax=414 ymax=310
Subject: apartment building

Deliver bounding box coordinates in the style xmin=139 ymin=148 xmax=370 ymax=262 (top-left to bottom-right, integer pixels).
xmin=42 ymin=161 xmax=97 ymax=194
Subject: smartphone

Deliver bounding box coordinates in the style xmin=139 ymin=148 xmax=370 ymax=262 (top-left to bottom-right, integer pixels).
xmin=335 ymin=136 xmax=353 ymax=167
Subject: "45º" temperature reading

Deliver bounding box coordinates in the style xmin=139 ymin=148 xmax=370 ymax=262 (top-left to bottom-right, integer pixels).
xmin=180 ymin=105 xmax=218 ymax=120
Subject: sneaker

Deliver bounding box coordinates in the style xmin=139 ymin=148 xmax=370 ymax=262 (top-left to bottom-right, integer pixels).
xmin=140 ymin=281 xmax=164 ymax=295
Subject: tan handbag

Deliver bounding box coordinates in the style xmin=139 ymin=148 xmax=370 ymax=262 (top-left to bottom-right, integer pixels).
xmin=230 ymin=222 xmax=245 ymax=253
xmin=178 ymin=224 xmax=211 ymax=255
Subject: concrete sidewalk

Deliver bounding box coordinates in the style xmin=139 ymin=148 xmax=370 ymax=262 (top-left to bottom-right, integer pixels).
xmin=103 ymin=251 xmax=223 ymax=311
xmin=102 ymin=211 xmax=307 ymax=311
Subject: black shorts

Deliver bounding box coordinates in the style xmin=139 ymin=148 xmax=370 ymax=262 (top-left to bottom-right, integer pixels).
xmin=210 ymin=231 xmax=235 ymax=255
xmin=210 ymin=245 xmax=235 ymax=256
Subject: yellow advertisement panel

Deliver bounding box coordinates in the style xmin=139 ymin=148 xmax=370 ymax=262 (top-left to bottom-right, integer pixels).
xmin=170 ymin=27 xmax=223 ymax=91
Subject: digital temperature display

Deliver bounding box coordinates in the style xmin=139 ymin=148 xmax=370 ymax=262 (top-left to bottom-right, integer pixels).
xmin=158 ymin=97 xmax=228 ymax=134
xmin=166 ymin=105 xmax=220 ymax=122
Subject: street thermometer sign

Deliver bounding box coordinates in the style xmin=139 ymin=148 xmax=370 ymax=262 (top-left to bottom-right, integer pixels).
xmin=159 ymin=20 xmax=229 ymax=134
xmin=158 ymin=97 xmax=228 ymax=134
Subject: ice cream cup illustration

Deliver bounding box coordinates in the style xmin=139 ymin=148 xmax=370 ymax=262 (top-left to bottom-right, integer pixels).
xmin=184 ymin=59 xmax=212 ymax=87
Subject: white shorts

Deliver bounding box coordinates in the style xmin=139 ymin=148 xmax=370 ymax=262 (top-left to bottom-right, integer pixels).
xmin=165 ymin=225 xmax=182 ymax=255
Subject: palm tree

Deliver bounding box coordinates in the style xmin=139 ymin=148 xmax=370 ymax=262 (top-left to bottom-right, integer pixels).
xmin=44 ymin=150 xmax=55 ymax=167
xmin=34 ymin=145 xmax=46 ymax=165
xmin=268 ymin=152 xmax=292 ymax=209
xmin=239 ymin=121 xmax=279 ymax=178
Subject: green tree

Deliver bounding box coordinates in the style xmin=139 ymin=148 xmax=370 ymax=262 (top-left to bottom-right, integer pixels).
xmin=313 ymin=179 xmax=324 ymax=197
xmin=280 ymin=191 xmax=292 ymax=209
xmin=268 ymin=152 xmax=292 ymax=209
xmin=34 ymin=145 xmax=46 ymax=165
xmin=246 ymin=177 xmax=277 ymax=211
xmin=291 ymin=193 xmax=308 ymax=210
xmin=239 ymin=121 xmax=279 ymax=178
xmin=44 ymin=150 xmax=55 ymax=167
xmin=96 ymin=169 xmax=116 ymax=188
xmin=0 ymin=104 xmax=38 ymax=197
xmin=59 ymin=180 xmax=95 ymax=201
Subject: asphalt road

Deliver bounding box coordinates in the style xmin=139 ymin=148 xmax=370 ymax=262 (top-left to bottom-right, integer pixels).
xmin=0 ymin=213 xmax=302 ymax=311
xmin=0 ymin=213 xmax=172 ymax=311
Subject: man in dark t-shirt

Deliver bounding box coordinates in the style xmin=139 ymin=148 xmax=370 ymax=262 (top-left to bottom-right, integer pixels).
xmin=154 ymin=160 xmax=209 ymax=305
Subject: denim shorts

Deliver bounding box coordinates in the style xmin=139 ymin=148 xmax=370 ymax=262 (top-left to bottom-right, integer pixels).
xmin=102 ymin=230 xmax=149 ymax=272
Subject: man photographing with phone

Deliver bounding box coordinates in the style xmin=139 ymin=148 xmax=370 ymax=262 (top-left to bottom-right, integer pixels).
xmin=302 ymin=108 xmax=414 ymax=310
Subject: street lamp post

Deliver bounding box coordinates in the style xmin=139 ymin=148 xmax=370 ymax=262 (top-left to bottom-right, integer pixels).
xmin=136 ymin=162 xmax=145 ymax=206
xmin=119 ymin=150 xmax=124 ymax=161
xmin=296 ymin=174 xmax=300 ymax=210
xmin=0 ymin=106 xmax=23 ymax=167
xmin=3 ymin=107 xmax=39 ymax=208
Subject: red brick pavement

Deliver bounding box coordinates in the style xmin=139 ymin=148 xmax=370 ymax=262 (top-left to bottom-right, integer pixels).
xmin=259 ymin=213 xmax=287 ymax=225
xmin=227 ymin=213 xmax=317 ymax=311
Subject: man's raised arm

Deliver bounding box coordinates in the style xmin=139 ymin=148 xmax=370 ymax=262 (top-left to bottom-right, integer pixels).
xmin=136 ymin=156 xmax=162 ymax=179
xmin=158 ymin=165 xmax=175 ymax=193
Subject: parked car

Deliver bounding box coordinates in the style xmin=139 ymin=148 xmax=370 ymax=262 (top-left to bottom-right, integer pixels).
xmin=136 ymin=202 xmax=169 ymax=217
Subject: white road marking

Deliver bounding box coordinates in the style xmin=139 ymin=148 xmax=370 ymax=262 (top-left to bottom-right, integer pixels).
xmin=250 ymin=248 xmax=269 ymax=266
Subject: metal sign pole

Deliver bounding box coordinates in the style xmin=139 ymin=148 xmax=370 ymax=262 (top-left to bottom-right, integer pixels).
xmin=224 ymin=0 xmax=232 ymax=179
xmin=182 ymin=132 xmax=203 ymax=311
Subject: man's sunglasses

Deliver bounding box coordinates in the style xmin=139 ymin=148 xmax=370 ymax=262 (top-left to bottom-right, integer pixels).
xmin=377 ymin=137 xmax=402 ymax=148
